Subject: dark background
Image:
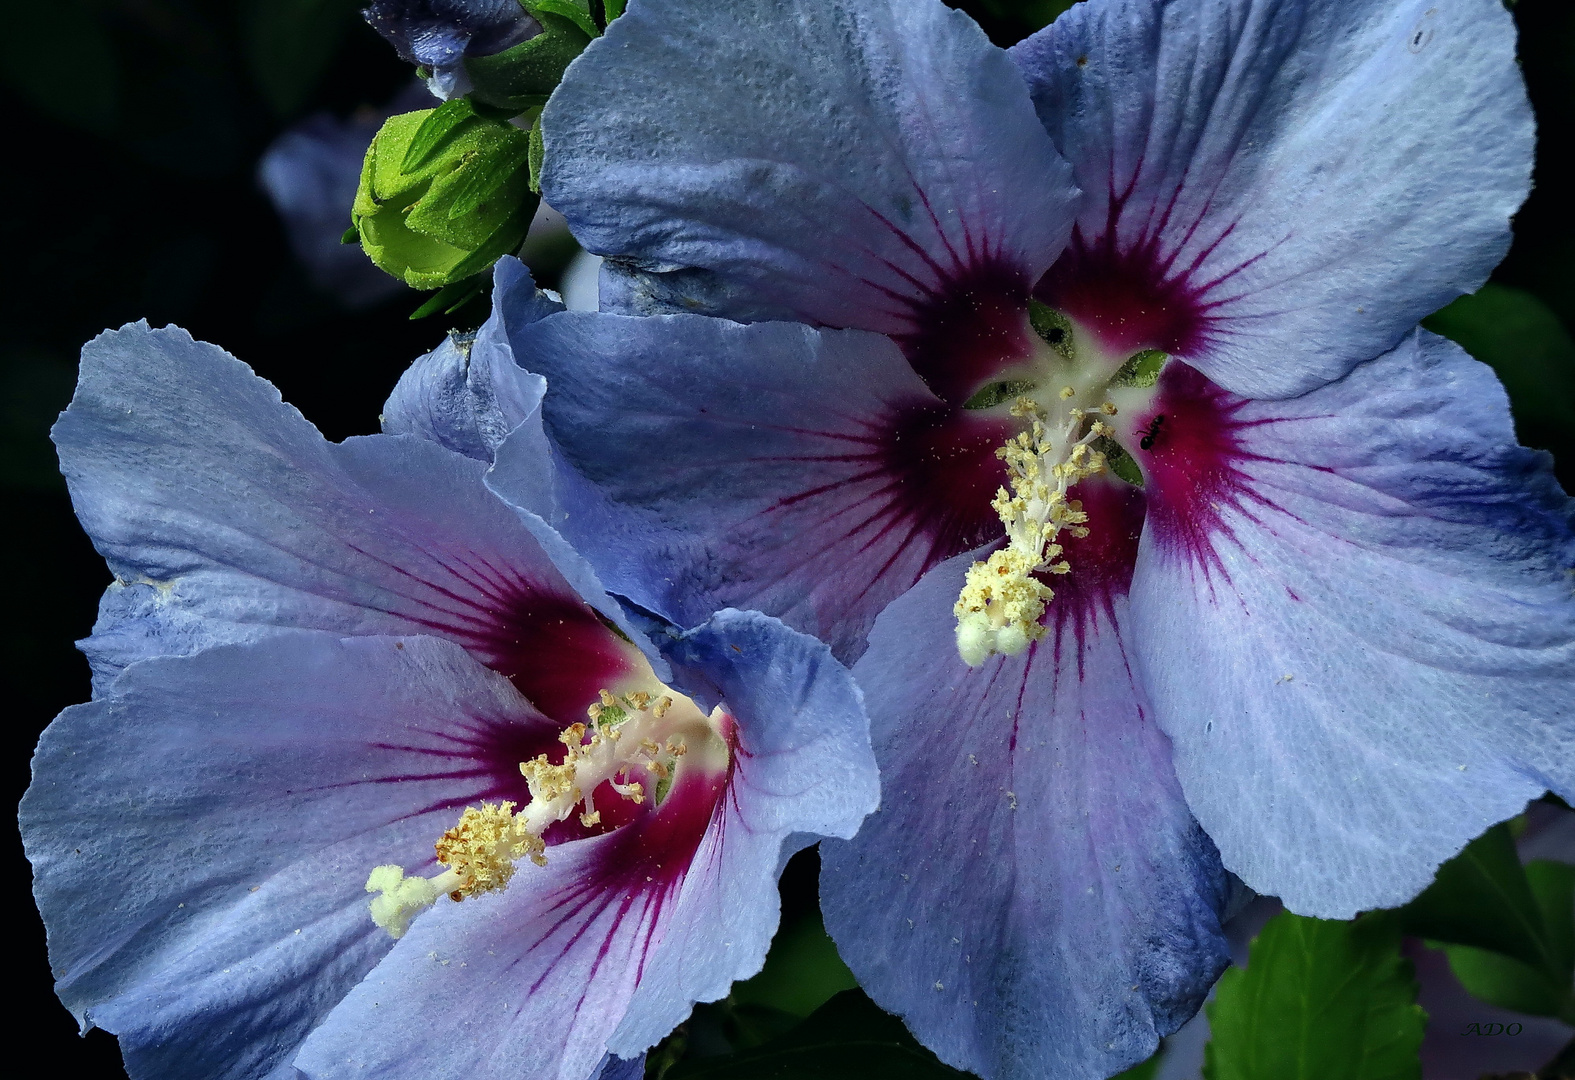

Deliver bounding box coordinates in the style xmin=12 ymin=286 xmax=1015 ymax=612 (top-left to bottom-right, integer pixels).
xmin=5 ymin=1 xmax=1571 ymax=1077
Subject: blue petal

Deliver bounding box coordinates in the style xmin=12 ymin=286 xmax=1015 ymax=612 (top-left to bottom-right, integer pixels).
xmin=541 ymin=0 xmax=1076 ymax=333
xmin=257 ymin=86 xmax=434 ymax=309
xmin=821 ymin=553 xmax=1229 ymax=1080
xmin=1011 ymin=0 xmax=1532 ymax=399
xmin=295 ymin=610 xmax=875 ymax=1080
xmin=382 ymin=259 xmax=557 ymax=462
xmin=364 ymin=0 xmax=539 ymax=67
xmin=506 ymin=309 xmax=999 ymax=663
xmin=21 ymin=631 xmax=557 ymax=1080
xmin=1130 ymin=331 xmax=1575 ymax=916
xmin=54 ymin=322 xmax=643 ymax=693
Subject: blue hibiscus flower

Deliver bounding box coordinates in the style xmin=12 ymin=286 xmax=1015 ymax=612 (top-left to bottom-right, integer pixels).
xmin=496 ymin=0 xmax=1570 ymax=1076
xmin=21 ymin=263 xmax=877 ymax=1080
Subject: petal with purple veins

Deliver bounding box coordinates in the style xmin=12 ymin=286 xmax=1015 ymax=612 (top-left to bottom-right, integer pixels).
xmin=21 ymin=631 xmax=562 ymax=1080
xmin=56 ymin=322 xmax=646 ymax=720
xmin=541 ymin=0 xmax=1076 ymax=339
xmin=1130 ymin=331 xmax=1575 ymax=916
xmin=509 ymin=310 xmax=1010 ymax=663
xmin=1012 ymin=0 xmax=1533 ymax=399
xmin=295 ymin=609 xmax=875 ymax=1080
xmin=822 ymin=535 xmax=1230 ymax=1080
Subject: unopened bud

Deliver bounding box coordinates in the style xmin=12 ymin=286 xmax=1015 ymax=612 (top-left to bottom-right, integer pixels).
xmin=351 ymin=100 xmax=537 ymax=288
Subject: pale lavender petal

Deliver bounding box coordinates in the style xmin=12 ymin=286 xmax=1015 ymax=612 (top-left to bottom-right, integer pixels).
xmin=541 ymin=0 xmax=1076 ymax=337
xmin=1130 ymin=331 xmax=1575 ymax=916
xmin=296 ymin=609 xmax=875 ymax=1080
xmin=56 ymin=322 xmax=642 ymax=720
xmin=823 ymin=531 xmax=1230 ymax=1080
xmin=21 ymin=631 xmax=559 ymax=1080
xmin=1012 ymin=0 xmax=1533 ymax=399
xmin=508 ymin=310 xmax=1012 ymax=663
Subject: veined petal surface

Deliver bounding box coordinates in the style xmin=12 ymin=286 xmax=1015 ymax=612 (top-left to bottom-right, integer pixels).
xmin=1131 ymin=331 xmax=1575 ymax=916
xmin=22 ymin=631 xmax=559 ymax=1080
xmin=382 ymin=259 xmax=556 ymax=462
xmin=295 ymin=609 xmax=876 ymax=1080
xmin=511 ymin=310 xmax=1008 ymax=663
xmin=822 ymin=547 xmax=1229 ymax=1080
xmin=54 ymin=322 xmax=643 ymax=704
xmin=541 ymin=0 xmax=1076 ymax=333
xmin=1012 ymin=0 xmax=1533 ymax=399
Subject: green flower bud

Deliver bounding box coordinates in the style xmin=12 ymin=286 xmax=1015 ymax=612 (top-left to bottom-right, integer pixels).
xmin=351 ymin=100 xmax=537 ymax=290
xmin=463 ymin=3 xmax=595 ymax=113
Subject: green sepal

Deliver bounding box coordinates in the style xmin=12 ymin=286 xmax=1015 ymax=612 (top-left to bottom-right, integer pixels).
xmin=961 ymin=378 xmax=1036 ymax=410
xmin=400 ymin=97 xmax=478 ymax=173
xmin=464 ymin=9 xmax=594 ymax=112
xmin=1111 ymin=349 xmax=1168 ymax=388
xmin=1027 ymin=300 xmax=1074 ymax=359
xmin=527 ymin=0 xmax=600 ymax=39
xmin=528 ymin=111 xmax=545 ymax=193
xmin=442 ymin=137 xmax=533 ymax=219
xmin=604 ymin=0 xmax=626 ymax=20
xmin=1204 ymin=911 xmax=1425 ymax=1080
xmin=1399 ymin=822 xmax=1570 ymax=986
xmin=409 ymin=274 xmax=488 ymax=320
xmin=340 ymin=224 xmax=359 ymax=245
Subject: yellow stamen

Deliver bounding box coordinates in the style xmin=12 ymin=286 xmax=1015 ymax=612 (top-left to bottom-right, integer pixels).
xmin=953 ymin=396 xmax=1110 ymax=667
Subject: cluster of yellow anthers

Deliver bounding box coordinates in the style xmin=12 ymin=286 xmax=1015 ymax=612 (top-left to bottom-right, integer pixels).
xmin=366 ymin=688 xmax=688 ymax=939
xmin=954 ymin=393 xmax=1116 ymax=667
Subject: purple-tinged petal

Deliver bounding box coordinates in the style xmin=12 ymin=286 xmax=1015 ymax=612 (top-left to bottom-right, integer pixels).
xmin=1129 ymin=332 xmax=1575 ymax=916
xmin=1012 ymin=0 xmax=1533 ymax=399
xmin=822 ymin=528 xmax=1230 ymax=1080
xmin=541 ymin=0 xmax=1076 ymax=342
xmin=364 ymin=0 xmax=540 ymax=68
xmin=382 ymin=258 xmax=558 ymax=462
xmin=21 ymin=631 xmax=562 ymax=1080
xmin=509 ymin=310 xmax=1009 ymax=663
xmin=258 ymin=82 xmax=434 ymax=309
xmin=295 ymin=610 xmax=875 ymax=1080
xmin=56 ymin=322 xmax=648 ymax=723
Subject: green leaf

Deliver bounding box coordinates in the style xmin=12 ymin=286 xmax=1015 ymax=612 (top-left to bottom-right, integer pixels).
xmin=1400 ymin=823 xmax=1565 ymax=983
xmin=1422 ymin=284 xmax=1575 ymax=459
xmin=1439 ymin=862 xmax=1575 ymax=1021
xmin=663 ymin=991 xmax=971 ymax=1080
xmin=729 ymin=913 xmax=858 ymax=1019
xmin=604 ymin=0 xmax=627 ymax=20
xmin=1203 ymin=912 xmax=1425 ymax=1080
xmin=1111 ymin=1051 xmax=1162 ymax=1080
xmin=242 ymin=0 xmax=356 ymax=118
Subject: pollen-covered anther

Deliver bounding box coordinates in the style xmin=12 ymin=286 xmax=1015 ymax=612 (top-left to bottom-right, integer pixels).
xmin=954 ymin=395 xmax=1109 ymax=667
xmin=366 ymin=685 xmax=711 ymax=939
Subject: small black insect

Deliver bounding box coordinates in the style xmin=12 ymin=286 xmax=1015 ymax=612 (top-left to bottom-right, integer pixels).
xmin=1139 ymin=414 xmax=1166 ymax=451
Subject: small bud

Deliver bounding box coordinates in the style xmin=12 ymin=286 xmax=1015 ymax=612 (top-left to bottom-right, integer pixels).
xmin=351 ymin=101 xmax=537 ymax=289
xmin=464 ymin=5 xmax=596 ymax=113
